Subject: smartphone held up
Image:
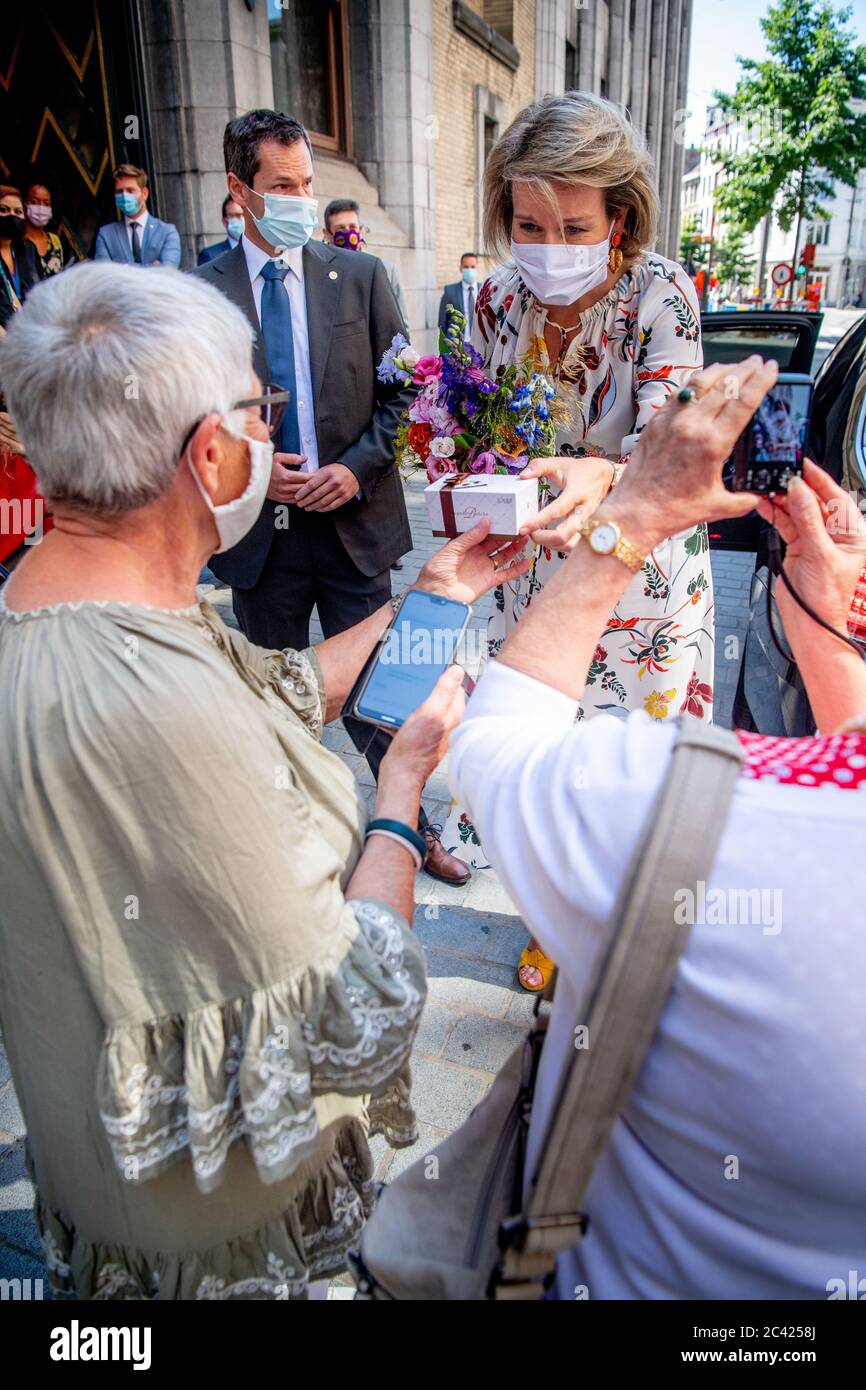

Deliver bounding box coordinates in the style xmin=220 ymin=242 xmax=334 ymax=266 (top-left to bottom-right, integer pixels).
xmin=352 ymin=589 xmax=471 ymax=732
xmin=723 ymin=372 xmax=813 ymax=496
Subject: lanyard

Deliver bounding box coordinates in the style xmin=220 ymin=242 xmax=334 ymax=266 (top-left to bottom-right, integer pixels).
xmin=1 ymin=249 xmax=21 ymax=299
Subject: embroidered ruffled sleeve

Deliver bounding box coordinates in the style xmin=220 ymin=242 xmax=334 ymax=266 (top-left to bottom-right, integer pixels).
xmin=199 ymin=603 xmax=326 ymax=740
xmin=96 ymin=898 xmax=425 ymax=1195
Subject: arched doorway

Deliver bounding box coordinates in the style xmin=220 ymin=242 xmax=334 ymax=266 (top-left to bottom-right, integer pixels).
xmin=0 ymin=0 xmax=154 ymax=260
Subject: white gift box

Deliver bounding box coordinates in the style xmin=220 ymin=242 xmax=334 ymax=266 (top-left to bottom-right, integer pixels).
xmin=425 ymin=474 xmax=539 ymax=539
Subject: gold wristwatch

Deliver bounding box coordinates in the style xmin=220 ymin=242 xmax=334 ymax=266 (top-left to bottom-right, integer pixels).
xmin=578 ymin=514 xmax=646 ymax=573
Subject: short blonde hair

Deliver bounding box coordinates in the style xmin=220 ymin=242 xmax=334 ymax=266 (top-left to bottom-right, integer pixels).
xmin=483 ymin=92 xmax=659 ymax=262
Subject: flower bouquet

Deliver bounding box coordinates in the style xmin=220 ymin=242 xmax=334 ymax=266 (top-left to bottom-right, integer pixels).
xmin=377 ymin=307 xmax=566 ymax=538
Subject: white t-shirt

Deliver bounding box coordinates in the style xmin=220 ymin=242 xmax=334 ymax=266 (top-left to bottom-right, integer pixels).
xmin=449 ymin=661 xmax=866 ymax=1300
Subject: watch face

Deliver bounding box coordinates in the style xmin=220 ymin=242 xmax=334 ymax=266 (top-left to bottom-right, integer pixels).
xmin=590 ymin=522 xmax=618 ymax=555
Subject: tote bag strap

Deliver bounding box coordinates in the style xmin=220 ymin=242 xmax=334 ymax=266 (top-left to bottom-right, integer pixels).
xmin=494 ymin=718 xmax=744 ymax=1294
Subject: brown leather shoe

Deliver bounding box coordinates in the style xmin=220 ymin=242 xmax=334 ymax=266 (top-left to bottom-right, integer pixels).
xmin=423 ymin=826 xmax=471 ymax=885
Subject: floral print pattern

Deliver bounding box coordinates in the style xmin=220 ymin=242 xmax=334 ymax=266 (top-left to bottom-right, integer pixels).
xmin=443 ymin=253 xmax=714 ymax=869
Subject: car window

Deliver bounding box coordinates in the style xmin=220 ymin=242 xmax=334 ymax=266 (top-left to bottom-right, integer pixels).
xmin=701 ymin=325 xmax=802 ymax=369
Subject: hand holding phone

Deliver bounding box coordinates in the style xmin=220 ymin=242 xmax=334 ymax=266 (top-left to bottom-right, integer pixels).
xmin=353 ymin=589 xmax=471 ymax=730
xmin=380 ymin=664 xmax=468 ymax=789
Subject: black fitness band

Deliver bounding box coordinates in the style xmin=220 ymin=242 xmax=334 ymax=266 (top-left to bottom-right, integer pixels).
xmin=365 ymin=818 xmax=428 ymax=868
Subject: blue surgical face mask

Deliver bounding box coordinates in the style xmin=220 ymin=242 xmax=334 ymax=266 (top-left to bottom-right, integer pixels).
xmin=242 ymin=183 xmax=319 ymax=251
xmin=225 ymin=217 xmax=245 ymax=241
xmin=461 ymin=266 xmax=477 ymax=285
xmin=115 ymin=191 xmax=142 ymax=217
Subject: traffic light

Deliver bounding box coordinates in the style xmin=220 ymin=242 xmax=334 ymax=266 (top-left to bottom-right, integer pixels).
xmin=797 ymin=262 xmax=807 ymax=277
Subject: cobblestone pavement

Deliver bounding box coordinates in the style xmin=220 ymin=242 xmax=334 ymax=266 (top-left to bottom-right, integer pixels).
xmin=0 ymin=477 xmax=757 ymax=1297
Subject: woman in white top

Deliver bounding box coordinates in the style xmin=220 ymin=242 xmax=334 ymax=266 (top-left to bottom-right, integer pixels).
xmin=449 ymin=357 xmax=866 ymax=1298
xmin=441 ymin=94 xmax=708 ymax=990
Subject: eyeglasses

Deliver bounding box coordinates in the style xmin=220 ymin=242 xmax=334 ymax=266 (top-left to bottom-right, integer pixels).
xmin=179 ymin=383 xmax=290 ymax=455
xmin=234 ymin=383 xmax=289 ymax=437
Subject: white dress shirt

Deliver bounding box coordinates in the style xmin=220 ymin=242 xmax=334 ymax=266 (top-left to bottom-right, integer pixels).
xmin=125 ymin=209 xmax=148 ymax=256
xmin=241 ymin=235 xmax=320 ymax=472
xmin=449 ymin=660 xmax=866 ymax=1300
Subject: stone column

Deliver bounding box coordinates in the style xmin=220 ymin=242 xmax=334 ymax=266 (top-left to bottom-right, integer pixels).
xmin=348 ymin=0 xmax=437 ymax=348
xmin=138 ymin=0 xmax=273 ymax=267
xmin=665 ymin=0 xmax=693 ymax=259
xmin=629 ymin=0 xmax=653 ymax=137
xmin=655 ymin=0 xmax=689 ymax=259
xmin=534 ymin=0 xmax=569 ymax=99
xmin=606 ymin=0 xmax=628 ymax=107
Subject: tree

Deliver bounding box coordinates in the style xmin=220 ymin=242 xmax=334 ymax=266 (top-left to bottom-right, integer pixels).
xmin=713 ymin=0 xmax=866 ymax=271
xmin=679 ymin=214 xmax=711 ymax=277
xmin=715 ymin=226 xmax=756 ymax=296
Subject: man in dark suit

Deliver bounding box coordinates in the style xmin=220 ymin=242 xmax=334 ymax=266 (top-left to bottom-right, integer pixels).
xmin=94 ymin=164 xmax=181 ymax=267
xmin=438 ymin=251 xmax=479 ymax=339
xmin=197 ymin=195 xmax=245 ymax=265
xmin=195 ymin=109 xmax=470 ymax=883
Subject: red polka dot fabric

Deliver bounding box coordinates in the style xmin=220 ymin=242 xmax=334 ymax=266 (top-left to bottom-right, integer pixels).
xmin=736 ymin=729 xmax=866 ymax=790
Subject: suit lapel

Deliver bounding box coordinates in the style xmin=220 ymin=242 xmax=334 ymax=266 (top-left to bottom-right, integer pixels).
xmin=211 ymin=243 xmax=269 ymax=384
xmin=115 ymin=221 xmax=132 ymax=264
xmin=140 ymin=217 xmax=155 ymax=262
xmin=303 ymin=241 xmax=340 ymax=410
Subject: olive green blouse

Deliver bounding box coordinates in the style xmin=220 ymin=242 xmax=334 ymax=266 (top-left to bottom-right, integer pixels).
xmin=0 ymin=594 xmax=425 ymax=1299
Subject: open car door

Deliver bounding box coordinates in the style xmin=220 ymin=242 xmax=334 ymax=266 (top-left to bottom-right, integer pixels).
xmin=701 ymin=310 xmax=823 ymax=551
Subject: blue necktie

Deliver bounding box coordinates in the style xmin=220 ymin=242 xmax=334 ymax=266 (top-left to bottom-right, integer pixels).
xmin=259 ymin=260 xmax=301 ymax=456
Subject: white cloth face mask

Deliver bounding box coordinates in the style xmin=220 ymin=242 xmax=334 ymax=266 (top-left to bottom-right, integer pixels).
xmin=187 ymin=427 xmax=273 ymax=553
xmin=510 ymin=224 xmax=614 ymax=306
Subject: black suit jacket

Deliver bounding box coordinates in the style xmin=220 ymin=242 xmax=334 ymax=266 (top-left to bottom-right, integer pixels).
xmin=193 ymin=239 xmax=414 ymax=587
xmin=0 ymin=240 xmax=41 ymax=328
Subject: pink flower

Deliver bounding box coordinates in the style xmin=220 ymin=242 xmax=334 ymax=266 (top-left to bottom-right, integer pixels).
xmin=469 ymin=450 xmax=497 ymax=474
xmin=413 ymin=355 xmax=443 ymax=385
xmin=408 ymin=381 xmax=458 ymax=435
xmin=426 ymin=455 xmax=459 ymax=483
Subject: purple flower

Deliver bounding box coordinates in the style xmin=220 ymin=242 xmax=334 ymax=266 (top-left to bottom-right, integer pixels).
xmin=377 ymin=333 xmax=412 ymax=384
xmin=469 ymin=450 xmax=497 ymax=474
xmin=502 ymin=453 xmax=528 ymax=475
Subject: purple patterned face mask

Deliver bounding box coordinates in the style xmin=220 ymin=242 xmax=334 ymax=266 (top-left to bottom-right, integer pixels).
xmin=331 ymin=225 xmax=365 ymax=251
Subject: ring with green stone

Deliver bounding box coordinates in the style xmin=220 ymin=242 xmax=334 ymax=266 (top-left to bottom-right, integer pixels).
xmin=677 ymin=386 xmax=696 ymax=404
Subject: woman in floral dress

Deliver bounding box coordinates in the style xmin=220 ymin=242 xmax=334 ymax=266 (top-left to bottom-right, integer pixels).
xmin=440 ymin=93 xmax=713 ymax=989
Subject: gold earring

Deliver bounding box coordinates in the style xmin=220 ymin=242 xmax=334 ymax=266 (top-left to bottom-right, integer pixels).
xmin=608 ymin=231 xmax=623 ymax=275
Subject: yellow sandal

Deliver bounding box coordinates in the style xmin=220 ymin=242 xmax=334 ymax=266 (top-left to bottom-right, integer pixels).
xmin=517 ymin=945 xmax=554 ymax=993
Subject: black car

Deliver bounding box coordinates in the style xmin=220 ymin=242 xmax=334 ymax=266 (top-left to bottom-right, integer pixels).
xmin=699 ymin=308 xmax=866 ymax=734
xmin=703 ymin=310 xmax=824 ymax=552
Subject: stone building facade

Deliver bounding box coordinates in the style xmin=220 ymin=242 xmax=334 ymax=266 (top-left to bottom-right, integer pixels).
xmin=1 ymin=1 xmax=694 ymax=351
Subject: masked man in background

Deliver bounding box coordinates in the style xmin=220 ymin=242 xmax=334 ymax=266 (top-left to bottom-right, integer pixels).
xmin=194 ymin=110 xmax=470 ymax=883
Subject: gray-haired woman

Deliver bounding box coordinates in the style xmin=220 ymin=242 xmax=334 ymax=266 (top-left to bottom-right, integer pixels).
xmin=0 ymin=263 xmax=529 ymax=1299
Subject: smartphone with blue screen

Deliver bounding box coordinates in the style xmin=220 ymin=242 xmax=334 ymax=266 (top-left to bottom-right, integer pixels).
xmin=352 ymin=589 xmax=471 ymax=730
